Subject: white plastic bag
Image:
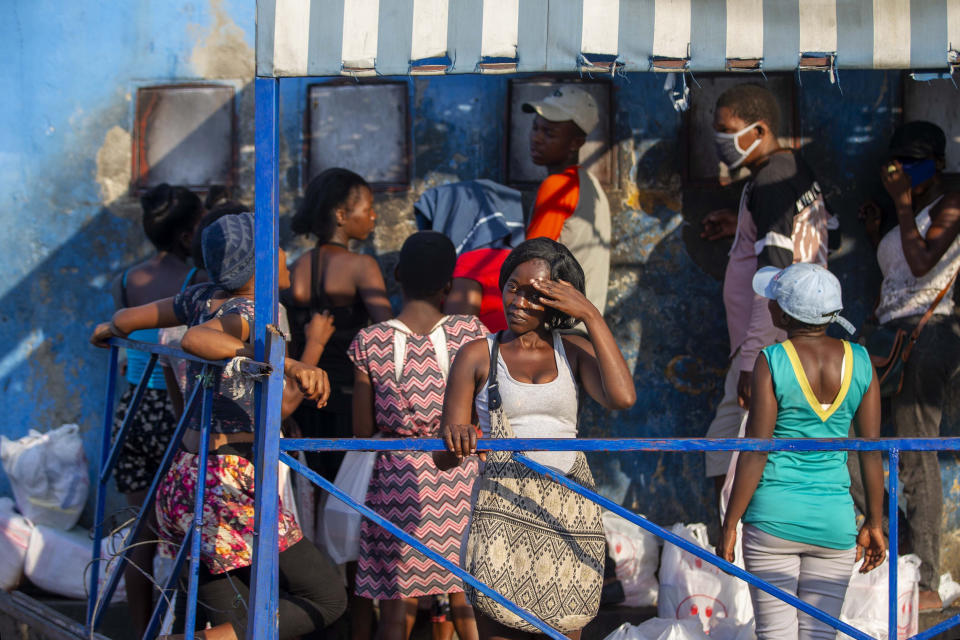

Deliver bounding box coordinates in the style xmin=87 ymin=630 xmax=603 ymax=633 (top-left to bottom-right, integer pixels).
xmin=604 ymin=618 xmax=709 ymax=640
xmin=24 ymin=524 xmax=127 ymax=601
xmin=708 ymin=618 xmax=756 ymax=640
xmin=658 ymin=523 xmax=753 ymax=633
xmin=602 ymin=511 xmax=660 ymax=606
xmin=321 ymin=449 xmax=377 ymax=564
xmin=838 ymin=554 xmax=920 ymax=640
xmin=293 ymin=452 xmax=317 ymax=542
xmin=278 ymin=445 xmax=298 ymax=525
xmin=939 ymin=572 xmax=960 ymax=610
xmin=0 ymin=424 xmax=89 ymax=530
xmin=0 ymin=497 xmax=34 ymax=591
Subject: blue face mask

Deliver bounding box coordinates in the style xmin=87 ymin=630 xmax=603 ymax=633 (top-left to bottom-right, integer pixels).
xmin=900 ymin=158 xmax=936 ymax=187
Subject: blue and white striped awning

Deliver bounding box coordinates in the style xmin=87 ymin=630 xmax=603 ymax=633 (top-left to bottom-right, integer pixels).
xmin=256 ymin=0 xmax=960 ymax=78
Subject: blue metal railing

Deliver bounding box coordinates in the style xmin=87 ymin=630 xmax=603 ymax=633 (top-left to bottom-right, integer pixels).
xmin=86 ymin=338 xmax=273 ymax=640
xmin=87 ymin=335 xmax=960 ymax=640
xmin=89 ymin=261 xmax=959 ymax=637
xmin=84 ymin=73 xmax=959 ymax=640
xmin=270 ymin=437 xmax=960 ymax=640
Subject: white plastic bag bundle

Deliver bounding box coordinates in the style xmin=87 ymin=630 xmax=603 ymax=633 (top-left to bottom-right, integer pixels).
xmin=602 ymin=511 xmax=660 ymax=606
xmin=321 ymin=449 xmax=377 ymax=564
xmin=939 ymin=572 xmax=960 ymax=610
xmin=24 ymin=524 xmax=127 ymax=601
xmin=838 ymin=554 xmax=920 ymax=640
xmin=0 ymin=497 xmax=34 ymax=591
xmin=658 ymin=523 xmax=753 ymax=633
xmin=0 ymin=424 xmax=89 ymax=530
xmin=603 ymin=618 xmax=709 ymax=640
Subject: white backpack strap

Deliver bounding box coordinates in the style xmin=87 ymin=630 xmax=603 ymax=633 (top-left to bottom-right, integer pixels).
xmin=384 ymin=317 xmax=450 ymax=383
xmin=384 ymin=320 xmax=409 ymax=383
xmin=429 ymin=317 xmax=451 ymax=382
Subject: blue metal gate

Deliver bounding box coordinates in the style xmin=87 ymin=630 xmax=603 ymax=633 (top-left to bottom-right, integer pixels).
xmin=81 ymin=73 xmax=960 ymax=640
xmin=84 ymin=333 xmax=960 ymax=640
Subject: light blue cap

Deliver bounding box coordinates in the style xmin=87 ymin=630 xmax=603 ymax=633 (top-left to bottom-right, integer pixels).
xmin=752 ymin=263 xmax=856 ymax=334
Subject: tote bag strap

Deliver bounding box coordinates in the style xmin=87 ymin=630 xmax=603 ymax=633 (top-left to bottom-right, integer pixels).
xmin=488 ymin=332 xmax=502 ymax=411
xmin=486 ymin=332 xmax=516 ymax=439
xmin=904 ymin=264 xmax=960 ymax=360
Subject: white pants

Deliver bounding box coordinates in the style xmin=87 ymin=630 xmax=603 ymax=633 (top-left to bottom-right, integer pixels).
xmin=742 ymin=524 xmax=856 ymax=640
xmin=704 ymin=355 xmax=747 ymax=478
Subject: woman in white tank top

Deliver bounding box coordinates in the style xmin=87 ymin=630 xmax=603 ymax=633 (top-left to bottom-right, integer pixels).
xmin=856 ymin=121 xmax=960 ymax=610
xmin=435 ymin=238 xmax=635 ymax=640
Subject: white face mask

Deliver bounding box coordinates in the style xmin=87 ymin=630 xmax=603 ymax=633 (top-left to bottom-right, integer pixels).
xmin=714 ymin=122 xmax=762 ymax=169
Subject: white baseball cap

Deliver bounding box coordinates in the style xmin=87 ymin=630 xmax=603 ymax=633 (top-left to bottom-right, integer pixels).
xmin=522 ymin=86 xmax=599 ymax=135
xmin=752 ymin=263 xmax=856 ymax=334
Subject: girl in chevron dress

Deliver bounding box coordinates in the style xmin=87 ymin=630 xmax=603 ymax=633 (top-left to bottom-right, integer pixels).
xmin=349 ymin=232 xmax=486 ymax=640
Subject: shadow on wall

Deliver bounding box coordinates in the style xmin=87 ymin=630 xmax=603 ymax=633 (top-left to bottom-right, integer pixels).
xmin=0 ymin=80 xmax=259 ymax=525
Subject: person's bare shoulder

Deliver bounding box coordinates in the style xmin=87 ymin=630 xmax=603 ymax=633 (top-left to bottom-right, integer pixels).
xmin=351 ymin=252 xmax=385 ymax=280
xmin=288 ymin=249 xmax=315 ymax=305
xmin=457 ymin=337 xmax=492 ymax=377
xmin=559 ymin=333 xmax=597 ymax=370
xmin=939 ymin=191 xmax=960 ymax=214
xmin=459 ymin=336 xmax=490 ymax=361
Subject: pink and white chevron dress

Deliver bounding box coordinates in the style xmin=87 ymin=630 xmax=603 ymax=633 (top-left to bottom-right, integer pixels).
xmin=348 ymin=315 xmax=486 ymax=599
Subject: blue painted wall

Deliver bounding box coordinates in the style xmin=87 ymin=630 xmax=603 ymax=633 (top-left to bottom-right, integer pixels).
xmin=2 ymin=0 xmax=957 ymax=572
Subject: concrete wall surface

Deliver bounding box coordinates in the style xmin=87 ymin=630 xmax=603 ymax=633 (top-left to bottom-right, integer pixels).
xmin=1 ymin=0 xmax=958 ymax=575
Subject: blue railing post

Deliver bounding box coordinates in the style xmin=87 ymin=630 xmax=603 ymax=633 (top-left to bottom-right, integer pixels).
xmin=184 ymin=370 xmax=215 ymax=638
xmin=87 ymin=345 xmax=119 ymax=629
xmin=248 ymin=331 xmax=286 ymax=639
xmin=252 ymin=75 xmax=279 ymax=359
xmin=248 ymin=74 xmax=282 ymax=640
xmin=889 ymin=448 xmax=900 ymax=639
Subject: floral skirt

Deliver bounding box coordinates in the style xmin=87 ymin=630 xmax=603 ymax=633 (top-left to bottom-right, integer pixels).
xmin=156 ymin=448 xmax=302 ymax=574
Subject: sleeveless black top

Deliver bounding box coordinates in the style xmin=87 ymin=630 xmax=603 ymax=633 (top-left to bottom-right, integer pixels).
xmin=285 ymin=247 xmax=370 ymax=412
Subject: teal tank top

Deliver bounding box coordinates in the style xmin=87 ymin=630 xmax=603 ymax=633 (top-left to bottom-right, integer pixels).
xmin=123 ymin=267 xmax=197 ymax=389
xmin=743 ymin=340 xmax=873 ymax=550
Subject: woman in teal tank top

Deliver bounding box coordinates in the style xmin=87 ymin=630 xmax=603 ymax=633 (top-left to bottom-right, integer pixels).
xmin=721 ymin=264 xmax=886 ymax=640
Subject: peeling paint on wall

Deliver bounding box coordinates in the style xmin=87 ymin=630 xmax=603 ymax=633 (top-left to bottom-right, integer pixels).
xmin=189 ymin=0 xmax=255 ymax=80
xmin=95 ymin=126 xmax=132 ymax=205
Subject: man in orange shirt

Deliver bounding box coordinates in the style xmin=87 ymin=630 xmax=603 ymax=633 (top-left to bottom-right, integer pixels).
xmin=523 ymin=86 xmax=612 ymax=315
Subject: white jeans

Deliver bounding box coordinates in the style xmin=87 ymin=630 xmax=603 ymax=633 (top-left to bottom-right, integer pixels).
xmin=742 ymin=524 xmax=856 ymax=640
xmin=704 ymin=354 xmax=747 ymax=478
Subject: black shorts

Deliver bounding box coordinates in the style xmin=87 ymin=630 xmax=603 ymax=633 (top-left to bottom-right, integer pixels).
xmin=111 ymin=385 xmax=178 ymax=494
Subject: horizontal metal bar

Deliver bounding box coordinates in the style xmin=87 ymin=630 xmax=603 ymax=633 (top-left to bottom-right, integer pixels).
xmin=512 ymin=454 xmax=875 ymax=640
xmin=279 ymin=437 xmax=960 ymax=453
xmin=108 ymin=337 xmax=271 ymax=376
xmin=910 ymin=611 xmax=960 ymax=640
xmin=280 ymin=452 xmax=568 ymax=640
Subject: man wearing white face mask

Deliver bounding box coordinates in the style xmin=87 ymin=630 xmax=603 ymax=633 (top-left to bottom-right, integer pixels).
xmin=700 ymin=84 xmax=831 ymax=518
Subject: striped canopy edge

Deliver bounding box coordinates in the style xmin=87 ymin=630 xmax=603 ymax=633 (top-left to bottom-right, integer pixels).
xmin=256 ymin=0 xmax=960 ymax=78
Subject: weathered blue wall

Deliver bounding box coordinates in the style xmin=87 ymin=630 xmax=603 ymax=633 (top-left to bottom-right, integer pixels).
xmin=0 ymin=0 xmax=258 ymax=520
xmin=2 ymin=0 xmax=958 ymax=573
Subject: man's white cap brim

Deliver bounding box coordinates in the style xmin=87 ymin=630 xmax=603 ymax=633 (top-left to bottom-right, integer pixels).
xmin=522 ymin=101 xmax=573 ymax=125
xmin=752 ymin=266 xmax=781 ymax=299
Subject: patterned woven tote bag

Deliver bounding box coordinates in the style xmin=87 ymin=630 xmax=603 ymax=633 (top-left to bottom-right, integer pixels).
xmin=463 ymin=335 xmax=605 ymax=633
